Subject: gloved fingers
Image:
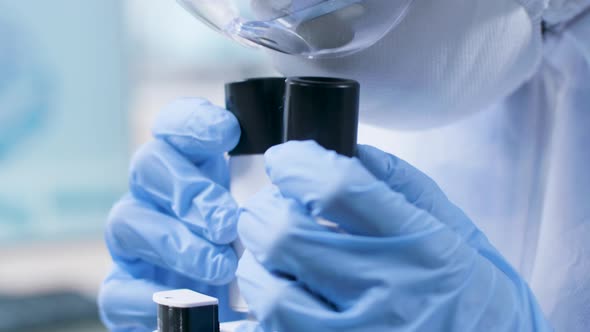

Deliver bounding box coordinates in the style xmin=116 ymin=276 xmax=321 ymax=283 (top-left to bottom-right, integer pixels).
xmin=98 ymin=265 xmax=163 ymax=332
xmin=357 ymin=144 xmax=485 ymax=246
xmin=151 ymin=98 xmax=240 ymax=165
xmin=129 ymin=140 xmax=238 ymax=244
xmin=263 ymin=141 xmax=440 ymax=237
xmin=106 ymin=195 xmax=237 ymax=285
xmin=238 ymin=187 xmax=328 ymax=270
xmin=238 ymin=187 xmax=466 ymax=308
xmin=237 ymin=251 xmax=339 ymax=332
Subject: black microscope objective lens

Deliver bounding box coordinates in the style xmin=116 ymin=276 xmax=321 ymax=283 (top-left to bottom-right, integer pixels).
xmin=225 ymin=76 xmax=360 ymax=157
xmin=284 ymin=77 xmax=360 ymax=157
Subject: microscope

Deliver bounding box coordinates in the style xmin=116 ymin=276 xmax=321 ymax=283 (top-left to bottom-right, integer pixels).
xmin=154 ymin=76 xmax=360 ymax=332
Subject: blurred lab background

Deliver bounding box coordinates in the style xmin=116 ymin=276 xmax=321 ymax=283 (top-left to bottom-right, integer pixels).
xmin=0 ymin=1 xmax=275 ymax=331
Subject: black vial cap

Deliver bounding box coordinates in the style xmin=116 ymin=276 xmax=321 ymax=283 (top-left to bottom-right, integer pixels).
xmin=284 ymin=77 xmax=360 ymax=157
xmin=225 ymin=77 xmax=286 ymax=156
xmin=158 ymin=305 xmax=219 ymax=332
xmin=154 ymin=290 xmax=220 ymax=332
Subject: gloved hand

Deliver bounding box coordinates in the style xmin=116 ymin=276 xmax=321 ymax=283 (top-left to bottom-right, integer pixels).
xmin=236 ymin=141 xmax=553 ymax=332
xmin=98 ymin=98 xmax=244 ymax=331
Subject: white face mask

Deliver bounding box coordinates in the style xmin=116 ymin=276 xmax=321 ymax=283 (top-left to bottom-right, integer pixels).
xmin=268 ymin=0 xmax=545 ymax=130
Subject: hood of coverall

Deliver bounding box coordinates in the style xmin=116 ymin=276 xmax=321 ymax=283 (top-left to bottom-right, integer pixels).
xmin=268 ymin=0 xmax=550 ymax=129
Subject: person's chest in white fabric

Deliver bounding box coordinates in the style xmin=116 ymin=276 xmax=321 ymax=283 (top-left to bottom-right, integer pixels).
xmin=358 ymin=90 xmax=549 ymax=277
xmin=529 ymin=33 xmax=590 ymax=330
xmin=359 ymin=35 xmax=590 ymax=330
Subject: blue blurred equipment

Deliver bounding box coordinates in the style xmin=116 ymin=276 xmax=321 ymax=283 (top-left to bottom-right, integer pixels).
xmin=0 ymin=0 xmax=128 ymax=242
xmin=236 ymin=141 xmax=552 ymax=332
xmin=0 ymin=19 xmax=51 ymax=159
xmin=98 ymin=98 xmax=245 ymax=331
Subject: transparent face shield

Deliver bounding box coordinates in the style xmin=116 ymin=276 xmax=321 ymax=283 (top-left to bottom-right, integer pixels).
xmin=176 ymin=0 xmax=415 ymax=58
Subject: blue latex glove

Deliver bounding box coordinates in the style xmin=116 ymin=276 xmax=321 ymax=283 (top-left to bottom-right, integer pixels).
xmin=98 ymin=98 xmax=244 ymax=331
xmin=236 ymin=141 xmax=553 ymax=332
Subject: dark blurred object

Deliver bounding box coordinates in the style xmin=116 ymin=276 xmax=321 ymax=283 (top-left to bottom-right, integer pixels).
xmin=0 ymin=291 xmax=101 ymax=332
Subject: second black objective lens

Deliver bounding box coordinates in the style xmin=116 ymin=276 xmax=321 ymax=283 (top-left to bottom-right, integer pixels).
xmin=284 ymin=77 xmax=360 ymax=157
